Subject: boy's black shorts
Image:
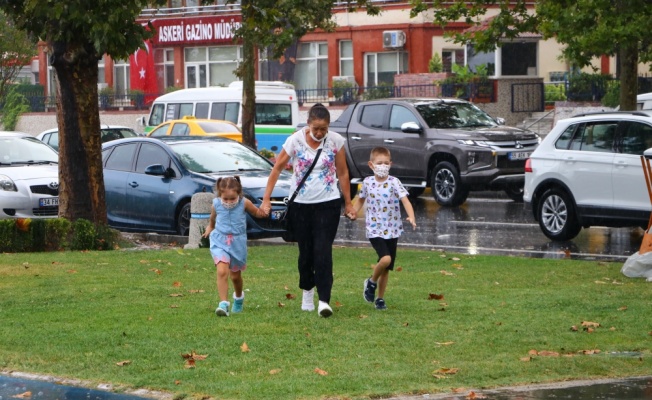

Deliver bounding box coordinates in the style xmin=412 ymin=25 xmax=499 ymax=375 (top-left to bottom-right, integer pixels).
xmin=369 ymin=237 xmax=399 ymax=270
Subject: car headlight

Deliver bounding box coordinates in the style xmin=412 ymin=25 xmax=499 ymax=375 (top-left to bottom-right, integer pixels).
xmin=457 ymin=139 xmax=490 ymax=147
xmin=0 ymin=174 xmax=17 ymax=192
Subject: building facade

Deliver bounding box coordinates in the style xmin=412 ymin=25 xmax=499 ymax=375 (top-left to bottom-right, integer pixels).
xmin=31 ymin=1 xmax=643 ymax=98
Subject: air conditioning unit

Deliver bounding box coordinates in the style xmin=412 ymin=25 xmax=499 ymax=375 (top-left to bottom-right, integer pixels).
xmin=383 ymin=31 xmax=406 ymax=49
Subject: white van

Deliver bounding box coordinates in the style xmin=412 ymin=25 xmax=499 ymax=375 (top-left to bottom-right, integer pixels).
xmin=636 ymin=92 xmax=652 ymax=110
xmin=144 ymin=81 xmax=299 ymax=153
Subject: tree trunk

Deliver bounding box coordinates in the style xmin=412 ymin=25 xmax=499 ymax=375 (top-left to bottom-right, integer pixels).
xmin=618 ymin=43 xmax=639 ymax=111
xmin=50 ymin=41 xmax=107 ymax=224
xmin=240 ymin=0 xmax=256 ymax=149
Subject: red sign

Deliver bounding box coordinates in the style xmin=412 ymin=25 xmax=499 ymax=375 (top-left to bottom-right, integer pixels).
xmin=148 ymin=15 xmax=243 ymax=46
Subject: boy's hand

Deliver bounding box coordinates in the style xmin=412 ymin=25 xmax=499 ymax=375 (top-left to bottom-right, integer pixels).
xmin=406 ymin=217 xmax=417 ymax=230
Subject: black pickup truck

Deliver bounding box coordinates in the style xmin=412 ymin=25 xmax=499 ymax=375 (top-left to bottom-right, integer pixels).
xmin=326 ymin=98 xmax=540 ymax=206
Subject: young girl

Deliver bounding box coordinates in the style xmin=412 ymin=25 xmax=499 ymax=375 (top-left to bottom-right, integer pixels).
xmin=202 ymin=176 xmax=265 ymax=316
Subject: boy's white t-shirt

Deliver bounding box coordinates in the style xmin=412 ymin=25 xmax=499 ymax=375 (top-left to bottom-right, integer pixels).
xmin=358 ymin=175 xmax=409 ymax=239
xmin=282 ymin=129 xmax=346 ymax=204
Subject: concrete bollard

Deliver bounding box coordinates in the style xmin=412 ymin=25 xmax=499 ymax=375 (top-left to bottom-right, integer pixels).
xmin=184 ymin=192 xmax=215 ymax=249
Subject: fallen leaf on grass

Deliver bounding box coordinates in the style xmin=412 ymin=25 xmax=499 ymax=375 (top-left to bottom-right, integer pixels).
xmin=284 ymin=285 xmax=289 ymax=290
xmin=185 ymin=359 xmax=195 ymax=369
xmin=396 ymin=266 xmax=403 ymax=271
xmin=170 ymin=305 xmax=179 ymax=308
xmin=285 ymin=293 xmax=296 ymax=300
xmin=520 ymin=357 xmax=532 ymax=362
xmin=116 ymin=360 xmax=131 ymax=366
xmin=440 ymin=270 xmax=454 ymax=276
xmin=581 ymin=321 xmax=601 ymax=328
xmin=66 ymin=269 xmax=77 ymax=274
xmin=579 ymin=349 xmax=601 ymax=355
xmin=528 ymin=350 xmax=538 ymax=356
xmin=594 ymin=280 xmax=606 ymax=284
xmin=435 ymin=341 xmax=454 ymax=346
xmin=169 ymin=293 xmax=183 ymax=297
xmin=149 ymin=268 xmax=161 ymax=275
xmin=359 ymin=314 xmax=368 ymax=319
xmin=335 ymin=301 xmax=342 ymax=307
xmin=269 ymin=369 xmax=281 ymax=375
xmin=452 ymin=387 xmax=467 ymax=394
xmin=174 ymin=380 xmax=181 ymax=385
xmin=181 ymin=351 xmax=208 ymax=360
xmin=450 ymin=257 xmax=461 ymax=261
xmin=173 ymin=281 xmax=182 ymax=287
xmin=428 ymin=293 xmax=444 ymax=300
xmin=12 ymin=391 xmax=32 ymax=398
xmin=570 ymin=325 xmax=578 ymax=331
xmin=278 ymin=302 xmax=285 ymax=307
xmin=188 ymin=289 xmax=205 ymax=294
xmin=314 ymin=368 xmax=328 ymax=376
xmin=618 ymin=306 xmax=627 ymax=311
xmin=538 ymin=351 xmax=560 ymax=357
xmin=467 ymin=392 xmax=487 ymax=399
xmin=432 ymin=367 xmax=459 ymax=378
xmin=609 ymin=327 xmax=616 ymax=331
xmin=241 ymin=342 xmax=250 ymax=353
xmin=452 ymin=263 xmax=463 ymax=269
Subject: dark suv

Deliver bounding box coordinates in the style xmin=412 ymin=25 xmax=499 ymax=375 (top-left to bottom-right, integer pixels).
xmin=332 ymin=99 xmax=540 ymax=206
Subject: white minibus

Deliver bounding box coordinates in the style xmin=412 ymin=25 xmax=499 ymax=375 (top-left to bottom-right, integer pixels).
xmin=143 ymin=81 xmax=299 ymax=153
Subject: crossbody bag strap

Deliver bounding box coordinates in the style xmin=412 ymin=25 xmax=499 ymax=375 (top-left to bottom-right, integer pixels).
xmin=286 ymin=147 xmax=323 ymax=205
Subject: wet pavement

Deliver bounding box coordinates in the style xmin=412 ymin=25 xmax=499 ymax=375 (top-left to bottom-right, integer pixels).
xmin=337 ymin=191 xmax=644 ymax=262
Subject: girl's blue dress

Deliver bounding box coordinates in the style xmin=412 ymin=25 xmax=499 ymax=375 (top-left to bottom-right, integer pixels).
xmin=209 ymin=197 xmax=248 ymax=271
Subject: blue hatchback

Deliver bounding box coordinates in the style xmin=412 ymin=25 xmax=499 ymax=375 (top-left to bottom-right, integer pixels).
xmin=101 ymin=136 xmax=291 ymax=237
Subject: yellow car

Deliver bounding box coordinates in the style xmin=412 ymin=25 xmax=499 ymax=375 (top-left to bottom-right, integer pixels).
xmin=147 ymin=116 xmax=243 ymax=142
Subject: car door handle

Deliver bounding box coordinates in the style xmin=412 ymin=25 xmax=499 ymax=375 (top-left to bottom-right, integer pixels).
xmin=129 ymin=182 xmax=139 ymax=188
xmin=384 ymin=139 xmax=395 ymax=144
xmin=351 ymin=136 xmax=361 ymax=141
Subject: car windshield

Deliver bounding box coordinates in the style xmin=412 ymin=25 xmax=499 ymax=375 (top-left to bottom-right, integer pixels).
xmin=415 ymin=102 xmax=498 ymax=129
xmin=171 ymin=141 xmax=272 ymax=173
xmin=197 ymin=121 xmax=241 ymax=133
xmin=0 ymin=136 xmax=58 ymax=165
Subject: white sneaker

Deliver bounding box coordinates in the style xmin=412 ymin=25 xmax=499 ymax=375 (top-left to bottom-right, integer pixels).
xmin=302 ymin=288 xmax=315 ymax=311
xmin=318 ymin=301 xmax=333 ymax=318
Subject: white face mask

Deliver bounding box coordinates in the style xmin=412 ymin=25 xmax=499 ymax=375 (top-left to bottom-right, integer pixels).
xmin=373 ymin=164 xmax=391 ymax=178
xmin=222 ymin=199 xmax=239 ymax=210
xmin=309 ymin=130 xmax=326 ymax=143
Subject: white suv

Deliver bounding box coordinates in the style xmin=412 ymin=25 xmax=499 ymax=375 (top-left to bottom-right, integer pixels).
xmin=524 ymin=111 xmax=652 ymax=241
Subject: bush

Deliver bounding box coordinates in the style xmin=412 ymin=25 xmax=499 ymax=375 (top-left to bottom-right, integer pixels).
xmin=566 ymin=72 xmax=613 ymax=102
xmin=601 ymin=80 xmax=620 ymax=108
xmin=0 ymin=217 xmax=117 ymax=252
xmin=545 ymin=84 xmax=567 ymax=103
xmin=1 ymin=87 xmax=30 ymax=130
xmin=362 ymin=82 xmax=393 ymax=100
xmin=428 ymin=53 xmax=443 ymax=73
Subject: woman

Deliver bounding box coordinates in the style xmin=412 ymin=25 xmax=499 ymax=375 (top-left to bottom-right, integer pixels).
xmin=261 ymin=103 xmax=356 ymax=318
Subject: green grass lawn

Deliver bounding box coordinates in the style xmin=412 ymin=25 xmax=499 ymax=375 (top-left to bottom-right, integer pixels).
xmin=1 ymin=245 xmax=651 ymax=400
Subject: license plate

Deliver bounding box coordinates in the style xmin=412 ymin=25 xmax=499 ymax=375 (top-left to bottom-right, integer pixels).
xmin=39 ymin=197 xmax=59 ymax=207
xmin=508 ymin=151 xmax=531 ymax=160
xmin=271 ymin=210 xmax=284 ymax=220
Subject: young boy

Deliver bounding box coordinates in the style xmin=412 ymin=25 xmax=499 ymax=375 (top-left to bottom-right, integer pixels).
xmin=352 ymin=147 xmax=417 ymax=310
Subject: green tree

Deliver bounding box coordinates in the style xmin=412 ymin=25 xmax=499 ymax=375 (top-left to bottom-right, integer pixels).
xmin=219 ymin=0 xmax=380 ymax=148
xmin=410 ymin=0 xmax=652 ymax=110
xmin=0 ymin=12 xmax=35 ymax=102
xmin=0 ymin=0 xmax=166 ymax=224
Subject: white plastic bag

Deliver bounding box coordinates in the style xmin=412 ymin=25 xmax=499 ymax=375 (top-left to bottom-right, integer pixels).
xmin=621 ymin=251 xmax=652 ymax=281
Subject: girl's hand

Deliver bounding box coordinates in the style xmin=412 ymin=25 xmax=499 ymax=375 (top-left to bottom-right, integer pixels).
xmin=260 ymin=199 xmax=271 ymax=217
xmin=202 ymin=228 xmax=212 ymax=238
xmin=406 ymin=217 xmax=417 ymax=230
xmin=255 ymin=207 xmax=267 ymax=219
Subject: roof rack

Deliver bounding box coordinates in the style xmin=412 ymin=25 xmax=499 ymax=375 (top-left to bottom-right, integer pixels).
xmin=572 ymin=111 xmax=651 ymax=118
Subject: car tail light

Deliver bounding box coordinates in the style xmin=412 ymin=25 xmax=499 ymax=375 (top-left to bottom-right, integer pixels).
xmin=524 ymin=158 xmax=532 ymax=173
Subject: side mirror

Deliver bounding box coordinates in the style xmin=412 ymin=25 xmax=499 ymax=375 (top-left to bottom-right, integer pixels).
xmin=136 ymin=116 xmax=146 ymax=127
xmin=145 ymin=164 xmax=176 ymax=178
xmin=401 ymin=122 xmax=422 ymax=133
xmin=495 ymin=117 xmax=506 ymax=125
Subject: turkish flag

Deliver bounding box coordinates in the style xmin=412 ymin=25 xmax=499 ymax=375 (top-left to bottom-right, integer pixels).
xmin=129 ymin=40 xmax=158 ymax=101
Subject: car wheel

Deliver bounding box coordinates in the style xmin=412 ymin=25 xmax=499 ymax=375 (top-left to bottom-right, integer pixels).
xmin=177 ymin=202 xmax=191 ymax=236
xmin=504 ymin=184 xmax=524 ymax=202
xmin=537 ymin=188 xmax=581 ymax=241
xmin=407 ymin=187 xmax=425 ymax=198
xmin=430 ymin=161 xmax=468 ymax=207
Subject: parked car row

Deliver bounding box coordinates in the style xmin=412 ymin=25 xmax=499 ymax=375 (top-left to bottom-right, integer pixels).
xmin=2 ymin=132 xmax=290 ymax=238
xmin=5 ymin=100 xmax=652 ymax=244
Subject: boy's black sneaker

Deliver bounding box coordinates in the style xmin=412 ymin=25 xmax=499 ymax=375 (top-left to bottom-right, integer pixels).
xmin=375 ymin=298 xmax=387 ymax=310
xmin=363 ymin=278 xmax=377 ymax=302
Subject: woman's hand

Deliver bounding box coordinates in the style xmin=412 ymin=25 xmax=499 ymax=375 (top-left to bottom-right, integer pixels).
xmin=260 ymin=199 xmax=271 ymax=217
xmin=344 ymin=203 xmax=357 ymax=220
